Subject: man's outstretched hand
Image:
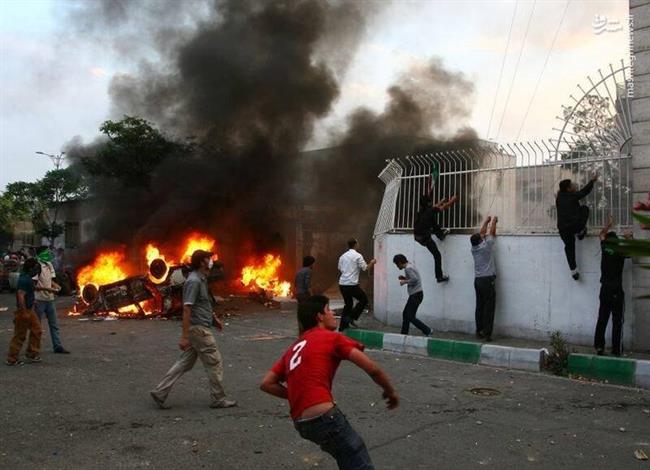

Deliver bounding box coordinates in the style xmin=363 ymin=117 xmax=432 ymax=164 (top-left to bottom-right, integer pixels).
xmin=383 ymin=390 xmax=399 ymax=409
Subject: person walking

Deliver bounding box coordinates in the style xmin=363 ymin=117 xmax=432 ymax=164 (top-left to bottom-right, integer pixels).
xmin=338 ymin=239 xmax=375 ymax=331
xmin=556 ymin=173 xmax=599 ymax=280
xmin=470 ymin=216 xmax=498 ymax=341
xmin=34 ymin=246 xmax=70 ymax=354
xmin=150 ymin=249 xmax=237 ymax=409
xmin=260 ymin=296 xmax=398 ymax=470
xmin=594 ymin=216 xmax=632 ymax=356
xmin=392 ymin=254 xmax=432 ymax=336
xmin=6 ymin=258 xmax=43 ymax=366
xmin=413 ymin=194 xmax=458 ymax=283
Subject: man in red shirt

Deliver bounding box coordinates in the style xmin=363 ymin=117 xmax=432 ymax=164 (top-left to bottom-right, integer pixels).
xmin=260 ymin=295 xmax=399 ymax=469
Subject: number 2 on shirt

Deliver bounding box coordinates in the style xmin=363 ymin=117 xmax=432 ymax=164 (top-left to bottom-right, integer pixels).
xmin=289 ymin=340 xmax=307 ymax=371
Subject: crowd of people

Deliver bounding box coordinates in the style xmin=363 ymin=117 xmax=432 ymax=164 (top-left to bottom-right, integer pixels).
xmin=4 ymin=173 xmax=635 ymax=469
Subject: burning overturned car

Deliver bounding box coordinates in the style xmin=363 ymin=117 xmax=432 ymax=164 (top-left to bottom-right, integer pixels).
xmin=70 ymin=232 xmax=291 ymax=318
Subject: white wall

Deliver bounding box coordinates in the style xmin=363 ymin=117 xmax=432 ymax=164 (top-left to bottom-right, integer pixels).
xmin=374 ymin=233 xmax=635 ymax=348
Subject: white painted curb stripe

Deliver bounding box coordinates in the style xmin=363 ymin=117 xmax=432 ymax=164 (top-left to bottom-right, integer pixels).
xmin=479 ymin=344 xmax=545 ymax=372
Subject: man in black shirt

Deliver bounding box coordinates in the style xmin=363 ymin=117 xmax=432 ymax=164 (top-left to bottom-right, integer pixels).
xmin=555 ymin=174 xmax=599 ymax=280
xmin=594 ymin=216 xmax=632 ymax=356
xmin=413 ymin=194 xmax=458 ymax=282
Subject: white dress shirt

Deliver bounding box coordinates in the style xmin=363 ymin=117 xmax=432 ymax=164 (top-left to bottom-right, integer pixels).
xmin=338 ymin=249 xmax=368 ymax=286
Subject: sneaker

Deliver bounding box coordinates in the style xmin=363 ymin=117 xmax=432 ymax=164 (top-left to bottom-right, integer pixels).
xmin=438 ymin=229 xmax=450 ymax=241
xmin=484 ymin=336 xmax=493 ymax=342
xmin=577 ymin=227 xmax=587 ymax=240
xmin=476 ymin=331 xmax=485 ymax=339
xmin=6 ymin=359 xmax=24 ymax=366
xmin=571 ymin=270 xmax=580 ymax=281
xmin=437 ymin=276 xmax=450 ymax=283
xmin=150 ymin=391 xmax=171 ymax=409
xmin=26 ymin=356 xmax=42 ymax=363
xmin=596 ymin=349 xmax=604 ymax=356
xmin=54 ymin=348 xmax=71 ymax=354
xmin=210 ymin=399 xmax=237 ymax=409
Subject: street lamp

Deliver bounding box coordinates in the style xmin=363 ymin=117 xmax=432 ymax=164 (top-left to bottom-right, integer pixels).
xmin=35 ymin=151 xmax=66 ymax=170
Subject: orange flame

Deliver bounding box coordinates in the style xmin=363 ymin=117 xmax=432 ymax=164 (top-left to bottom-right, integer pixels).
xmin=241 ymin=254 xmax=291 ymax=297
xmin=145 ymin=243 xmax=168 ymax=265
xmin=180 ymin=233 xmax=217 ymax=263
xmin=77 ymin=251 xmax=131 ymax=289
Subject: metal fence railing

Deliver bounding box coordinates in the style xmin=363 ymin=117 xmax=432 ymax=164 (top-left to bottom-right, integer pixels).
xmin=374 ymin=141 xmax=632 ymax=236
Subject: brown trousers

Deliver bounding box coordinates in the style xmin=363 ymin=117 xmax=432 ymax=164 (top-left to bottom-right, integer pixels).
xmin=7 ymin=308 xmax=42 ymax=362
xmin=151 ymin=325 xmax=226 ymax=404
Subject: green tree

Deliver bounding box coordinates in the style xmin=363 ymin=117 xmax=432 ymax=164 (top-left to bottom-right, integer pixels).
xmin=81 ymin=116 xmax=189 ymax=187
xmin=1 ymin=168 xmax=88 ymax=247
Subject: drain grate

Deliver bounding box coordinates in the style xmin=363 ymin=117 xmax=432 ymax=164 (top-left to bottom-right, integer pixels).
xmin=468 ymin=387 xmax=501 ymax=397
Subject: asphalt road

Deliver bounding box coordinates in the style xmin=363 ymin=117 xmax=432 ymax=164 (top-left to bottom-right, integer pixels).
xmin=0 ymin=294 xmax=648 ymax=470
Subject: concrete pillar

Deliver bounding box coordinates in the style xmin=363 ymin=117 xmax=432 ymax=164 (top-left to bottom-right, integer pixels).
xmin=630 ymin=1 xmax=650 ymax=351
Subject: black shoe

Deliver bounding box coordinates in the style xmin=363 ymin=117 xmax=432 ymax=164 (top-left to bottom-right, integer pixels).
xmin=596 ymin=349 xmax=604 ymax=356
xmin=484 ymin=336 xmax=493 ymax=342
xmin=611 ymin=350 xmax=621 ymax=357
xmin=437 ymin=276 xmax=449 ymax=283
xmin=54 ymin=348 xmax=71 ymax=354
xmin=438 ymin=229 xmax=450 ymax=241
xmin=476 ymin=331 xmax=485 ymax=339
xmin=577 ymin=228 xmax=587 ymax=240
xmin=349 ymin=321 xmax=358 ymax=328
xmin=571 ymin=272 xmax=580 ymax=281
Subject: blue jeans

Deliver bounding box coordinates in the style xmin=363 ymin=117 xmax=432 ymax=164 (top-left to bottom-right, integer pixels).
xmin=34 ymin=301 xmax=63 ymax=351
xmin=294 ymin=407 xmax=374 ymax=470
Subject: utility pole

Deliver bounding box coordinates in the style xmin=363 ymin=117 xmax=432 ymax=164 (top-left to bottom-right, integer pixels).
xmin=35 ymin=151 xmax=66 ymax=246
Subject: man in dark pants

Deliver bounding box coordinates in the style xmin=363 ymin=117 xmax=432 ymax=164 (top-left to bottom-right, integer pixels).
xmin=260 ymin=296 xmax=398 ymax=470
xmin=393 ymin=254 xmax=432 ymax=336
xmin=338 ymin=239 xmax=376 ymax=331
xmin=470 ymin=216 xmax=498 ymax=341
xmin=413 ymin=194 xmax=458 ymax=283
xmin=594 ymin=216 xmax=632 ymax=356
xmin=294 ymin=256 xmax=315 ymax=304
xmin=556 ymin=174 xmax=599 ymax=280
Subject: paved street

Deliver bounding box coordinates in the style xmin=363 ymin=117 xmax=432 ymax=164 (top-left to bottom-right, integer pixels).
xmin=0 ymin=294 xmax=648 ymax=470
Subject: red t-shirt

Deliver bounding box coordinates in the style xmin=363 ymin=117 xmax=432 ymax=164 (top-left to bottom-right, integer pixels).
xmin=270 ymin=327 xmax=364 ymax=420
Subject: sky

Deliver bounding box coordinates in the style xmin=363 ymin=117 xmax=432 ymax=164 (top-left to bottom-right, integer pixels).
xmin=0 ymin=0 xmax=630 ymax=190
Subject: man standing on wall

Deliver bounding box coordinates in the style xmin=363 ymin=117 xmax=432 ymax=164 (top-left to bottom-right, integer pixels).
xmin=150 ymin=249 xmax=237 ymax=409
xmin=338 ymin=239 xmax=376 ymax=332
xmin=470 ymin=216 xmax=498 ymax=342
xmin=594 ymin=216 xmax=632 ymax=356
xmin=413 ymin=194 xmax=458 ymax=283
xmin=260 ymin=296 xmax=399 ymax=469
xmin=555 ymin=173 xmax=599 ymax=280
xmin=34 ymin=246 xmax=70 ymax=354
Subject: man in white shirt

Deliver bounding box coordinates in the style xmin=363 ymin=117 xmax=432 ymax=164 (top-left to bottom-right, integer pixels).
xmin=34 ymin=246 xmax=70 ymax=354
xmin=337 ymin=239 xmax=376 ymax=331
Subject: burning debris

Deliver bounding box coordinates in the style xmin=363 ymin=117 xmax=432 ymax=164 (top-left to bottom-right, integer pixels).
xmin=71 ymin=232 xmax=291 ymax=317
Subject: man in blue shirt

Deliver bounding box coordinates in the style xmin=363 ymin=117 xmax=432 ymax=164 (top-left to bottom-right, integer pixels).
xmin=294 ymin=256 xmax=315 ymax=304
xmin=6 ymin=258 xmax=43 ymax=366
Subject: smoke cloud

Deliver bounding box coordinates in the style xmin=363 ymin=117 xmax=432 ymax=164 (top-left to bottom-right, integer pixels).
xmin=63 ymin=0 xmax=476 ymax=278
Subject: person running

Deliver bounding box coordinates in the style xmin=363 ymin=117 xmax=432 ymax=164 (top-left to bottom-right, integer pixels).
xmin=555 ymin=173 xmax=599 ymax=280
xmin=594 ymin=216 xmax=632 ymax=356
xmin=34 ymin=246 xmax=70 ymax=354
xmin=392 ymin=254 xmax=432 ymax=336
xmin=470 ymin=216 xmax=498 ymax=342
xmin=150 ymin=249 xmax=237 ymax=409
xmin=294 ymin=255 xmax=315 ymax=304
xmin=338 ymin=239 xmax=375 ymax=331
xmin=7 ymin=258 xmax=43 ymax=366
xmin=413 ymin=194 xmax=458 ymax=283
xmin=260 ymin=295 xmax=399 ymax=470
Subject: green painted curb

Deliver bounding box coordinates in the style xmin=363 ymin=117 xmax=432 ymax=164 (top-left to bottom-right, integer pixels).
xmin=427 ymin=338 xmax=480 ymax=363
xmin=344 ymin=329 xmax=384 ymax=350
xmin=568 ymin=354 xmax=637 ymax=386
